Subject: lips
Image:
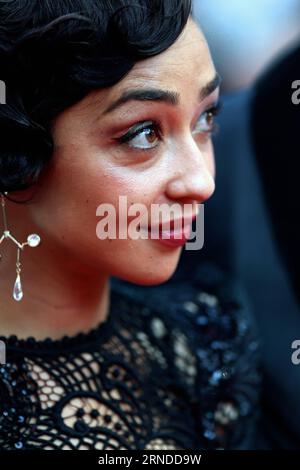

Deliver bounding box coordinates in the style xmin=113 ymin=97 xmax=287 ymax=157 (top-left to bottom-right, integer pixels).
xmin=139 ymin=214 xmax=197 ymax=249
xmin=147 ymin=213 xmax=198 ymax=235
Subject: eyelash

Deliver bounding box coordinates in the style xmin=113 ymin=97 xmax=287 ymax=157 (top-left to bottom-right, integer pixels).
xmin=115 ymin=102 xmax=222 ymax=149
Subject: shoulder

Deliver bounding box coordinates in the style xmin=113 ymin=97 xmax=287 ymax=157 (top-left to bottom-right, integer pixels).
xmin=112 ymin=263 xmax=260 ymax=355
xmin=112 ymin=263 xmax=262 ymax=449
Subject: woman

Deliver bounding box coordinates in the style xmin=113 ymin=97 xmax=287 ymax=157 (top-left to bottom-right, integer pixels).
xmin=0 ymin=0 xmax=260 ymax=450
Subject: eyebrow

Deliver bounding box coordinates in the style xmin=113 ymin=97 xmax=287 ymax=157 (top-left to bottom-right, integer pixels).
xmin=103 ymin=73 xmax=221 ymax=115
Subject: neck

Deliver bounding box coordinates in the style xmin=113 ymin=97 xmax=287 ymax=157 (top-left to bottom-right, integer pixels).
xmin=0 ymin=200 xmax=110 ymax=341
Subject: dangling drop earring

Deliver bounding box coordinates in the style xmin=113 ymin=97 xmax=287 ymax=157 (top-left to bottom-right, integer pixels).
xmin=14 ymin=247 xmax=23 ymax=301
xmin=0 ymin=192 xmax=41 ymax=301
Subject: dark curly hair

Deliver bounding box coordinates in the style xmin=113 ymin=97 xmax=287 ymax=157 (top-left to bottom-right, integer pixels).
xmin=0 ymin=0 xmax=192 ymax=195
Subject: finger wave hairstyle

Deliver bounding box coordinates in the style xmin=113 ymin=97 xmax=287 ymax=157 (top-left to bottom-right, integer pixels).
xmin=0 ymin=0 xmax=192 ymax=196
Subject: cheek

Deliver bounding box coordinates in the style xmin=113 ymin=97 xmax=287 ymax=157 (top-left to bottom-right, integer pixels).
xmin=35 ymin=143 xmax=159 ymax=242
xmin=32 ymin=143 xmax=181 ymax=282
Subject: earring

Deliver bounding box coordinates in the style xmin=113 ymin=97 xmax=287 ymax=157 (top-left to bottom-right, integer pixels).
xmin=0 ymin=192 xmax=41 ymax=301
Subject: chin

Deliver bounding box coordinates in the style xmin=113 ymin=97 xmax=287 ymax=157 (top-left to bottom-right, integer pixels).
xmin=113 ymin=259 xmax=179 ymax=287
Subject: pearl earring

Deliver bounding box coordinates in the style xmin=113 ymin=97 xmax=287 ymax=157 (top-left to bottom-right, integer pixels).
xmin=0 ymin=192 xmax=41 ymax=301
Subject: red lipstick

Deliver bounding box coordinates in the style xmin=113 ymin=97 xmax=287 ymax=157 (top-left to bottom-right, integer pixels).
xmin=147 ymin=214 xmax=197 ymax=248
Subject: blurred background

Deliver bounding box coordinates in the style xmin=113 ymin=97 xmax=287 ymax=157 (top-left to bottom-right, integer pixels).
xmin=193 ymin=0 xmax=300 ymax=91
xmin=179 ymin=0 xmax=300 ymax=449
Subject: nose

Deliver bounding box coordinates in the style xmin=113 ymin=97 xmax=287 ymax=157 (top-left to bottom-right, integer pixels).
xmin=165 ymin=138 xmax=215 ymax=204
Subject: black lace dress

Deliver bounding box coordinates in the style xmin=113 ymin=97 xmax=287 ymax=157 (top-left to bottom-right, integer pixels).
xmin=0 ymin=265 xmax=261 ymax=450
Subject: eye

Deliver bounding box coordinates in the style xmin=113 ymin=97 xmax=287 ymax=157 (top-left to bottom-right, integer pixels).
xmin=116 ymin=121 xmax=161 ymax=150
xmin=193 ymin=103 xmax=221 ymax=136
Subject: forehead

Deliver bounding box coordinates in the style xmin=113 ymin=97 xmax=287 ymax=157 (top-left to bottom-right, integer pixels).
xmin=62 ymin=19 xmax=216 ymax=125
xmin=111 ymin=20 xmax=214 ymax=96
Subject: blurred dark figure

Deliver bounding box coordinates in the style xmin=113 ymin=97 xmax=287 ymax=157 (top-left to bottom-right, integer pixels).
xmin=178 ymin=43 xmax=300 ymax=448
xmin=251 ymin=45 xmax=300 ymax=301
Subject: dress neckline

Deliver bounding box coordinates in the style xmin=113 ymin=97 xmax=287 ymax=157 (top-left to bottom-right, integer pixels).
xmin=0 ymin=285 xmax=124 ymax=353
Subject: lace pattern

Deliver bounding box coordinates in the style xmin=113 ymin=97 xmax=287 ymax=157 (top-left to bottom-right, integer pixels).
xmin=0 ymin=265 xmax=261 ymax=450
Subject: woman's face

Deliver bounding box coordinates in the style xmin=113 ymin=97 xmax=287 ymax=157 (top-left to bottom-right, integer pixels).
xmin=29 ymin=19 xmax=220 ymax=285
